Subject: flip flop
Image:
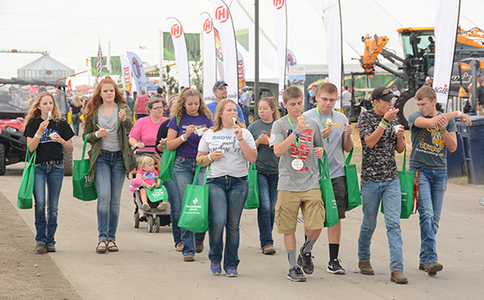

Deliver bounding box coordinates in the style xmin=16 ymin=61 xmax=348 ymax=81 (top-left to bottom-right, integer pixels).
xmin=107 ymin=241 xmax=119 ymax=252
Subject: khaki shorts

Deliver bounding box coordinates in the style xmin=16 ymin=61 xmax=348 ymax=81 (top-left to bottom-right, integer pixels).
xmin=275 ymin=189 xmax=325 ymax=234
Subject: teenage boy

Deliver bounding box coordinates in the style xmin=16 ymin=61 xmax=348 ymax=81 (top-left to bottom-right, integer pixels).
xmin=270 ymin=86 xmax=325 ymax=282
xmin=357 ymin=86 xmax=408 ymax=284
xmin=207 ymin=81 xmax=246 ymax=127
xmin=408 ymin=86 xmax=471 ymax=276
xmin=304 ymin=82 xmax=353 ymax=274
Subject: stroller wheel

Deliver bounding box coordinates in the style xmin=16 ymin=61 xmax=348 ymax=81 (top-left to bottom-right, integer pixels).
xmin=155 ymin=216 xmax=161 ymax=233
xmin=134 ymin=211 xmax=140 ymax=228
xmin=147 ymin=215 xmax=153 ymax=233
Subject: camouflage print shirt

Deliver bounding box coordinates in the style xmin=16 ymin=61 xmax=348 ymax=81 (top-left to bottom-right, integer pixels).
xmin=358 ymin=109 xmax=400 ymax=182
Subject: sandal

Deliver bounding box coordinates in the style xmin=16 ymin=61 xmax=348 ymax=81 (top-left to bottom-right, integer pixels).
xmin=107 ymin=241 xmax=119 ymax=252
xmin=96 ymin=241 xmax=107 ymax=253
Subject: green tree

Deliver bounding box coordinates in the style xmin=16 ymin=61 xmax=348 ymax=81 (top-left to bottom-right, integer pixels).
xmin=190 ymin=60 xmax=203 ymax=93
xmin=163 ymin=65 xmax=179 ymax=96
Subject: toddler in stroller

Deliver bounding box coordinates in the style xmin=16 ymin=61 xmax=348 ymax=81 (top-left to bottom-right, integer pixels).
xmin=135 ymin=156 xmax=169 ymax=211
xmin=130 ymin=150 xmax=171 ymax=232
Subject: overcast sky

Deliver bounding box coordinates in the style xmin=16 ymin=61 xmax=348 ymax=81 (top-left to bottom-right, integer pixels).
xmin=2 ymin=0 xmax=482 ymax=88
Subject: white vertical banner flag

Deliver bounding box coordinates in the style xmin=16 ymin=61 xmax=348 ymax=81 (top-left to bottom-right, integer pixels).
xmin=167 ymin=17 xmax=190 ymax=88
xmin=126 ymin=51 xmax=148 ymax=93
xmin=273 ymin=0 xmax=287 ymax=104
xmin=201 ymin=12 xmax=217 ymax=102
xmin=120 ymin=56 xmax=132 ymax=92
xmin=434 ymin=0 xmax=460 ymax=105
xmin=286 ymin=48 xmax=297 ymax=72
xmin=210 ymin=0 xmax=238 ymax=102
xmin=323 ymin=0 xmax=344 ymax=109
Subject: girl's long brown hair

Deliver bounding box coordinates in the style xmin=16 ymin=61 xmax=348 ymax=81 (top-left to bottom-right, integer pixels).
xmin=25 ymin=92 xmax=61 ymax=125
xmin=173 ymin=87 xmax=212 ymax=126
xmin=211 ymin=99 xmax=240 ymax=132
xmin=258 ymin=97 xmax=280 ymax=120
xmin=82 ymin=76 xmax=126 ymax=125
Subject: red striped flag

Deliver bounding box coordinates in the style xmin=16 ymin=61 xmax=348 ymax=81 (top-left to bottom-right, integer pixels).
xmin=96 ymin=42 xmax=103 ymax=74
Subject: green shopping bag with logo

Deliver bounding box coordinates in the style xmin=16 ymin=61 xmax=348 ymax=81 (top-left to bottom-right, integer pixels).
xmin=17 ymin=147 xmax=36 ymax=209
xmin=319 ymin=155 xmax=339 ymax=227
xmin=244 ymin=163 xmax=260 ymax=209
xmin=145 ymin=185 xmax=168 ymax=202
xmin=178 ymin=159 xmax=210 ymax=233
xmin=73 ymin=134 xmax=97 ymax=201
xmin=344 ymin=148 xmax=361 ymax=211
xmin=381 ymin=148 xmax=415 ymax=219
xmin=159 ymin=116 xmax=178 ymax=182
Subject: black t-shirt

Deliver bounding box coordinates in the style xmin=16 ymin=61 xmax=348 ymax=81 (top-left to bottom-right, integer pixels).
xmin=476 ymin=85 xmax=484 ymax=105
xmin=155 ymin=118 xmax=171 ymax=156
xmin=72 ymin=105 xmax=82 ymax=114
xmin=24 ymin=118 xmax=75 ymax=164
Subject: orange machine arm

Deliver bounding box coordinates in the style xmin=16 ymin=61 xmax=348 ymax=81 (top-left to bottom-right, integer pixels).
xmin=360 ymin=34 xmax=389 ymax=76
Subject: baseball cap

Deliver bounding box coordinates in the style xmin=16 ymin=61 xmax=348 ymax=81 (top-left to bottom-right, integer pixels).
xmin=213 ymin=81 xmax=228 ymax=90
xmin=425 ymin=76 xmax=433 ymax=81
xmin=371 ymin=86 xmax=395 ymax=101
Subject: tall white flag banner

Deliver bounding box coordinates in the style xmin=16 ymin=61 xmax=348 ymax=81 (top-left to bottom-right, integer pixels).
xmin=210 ymin=0 xmax=238 ymax=102
xmin=126 ymin=51 xmax=148 ymax=93
xmin=201 ymin=12 xmax=217 ymax=102
xmin=120 ymin=56 xmax=132 ymax=91
xmin=273 ymin=0 xmax=287 ymax=104
xmin=433 ymin=0 xmax=460 ymax=105
xmin=323 ymin=0 xmax=344 ymax=109
xmin=237 ymin=50 xmax=246 ymax=89
xmin=287 ymin=48 xmax=297 ymax=72
xmin=167 ymin=17 xmax=190 ymax=88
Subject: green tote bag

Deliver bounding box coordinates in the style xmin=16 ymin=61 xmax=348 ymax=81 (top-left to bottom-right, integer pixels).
xmin=344 ymin=148 xmax=362 ymax=211
xmin=319 ymin=155 xmax=339 ymax=228
xmin=159 ymin=116 xmax=178 ymax=182
xmin=17 ymin=147 xmax=36 ymax=209
xmin=244 ymin=163 xmax=260 ymax=209
xmin=72 ymin=134 xmax=97 ymax=201
xmin=381 ymin=148 xmax=415 ymax=219
xmin=178 ymin=160 xmax=210 ymax=233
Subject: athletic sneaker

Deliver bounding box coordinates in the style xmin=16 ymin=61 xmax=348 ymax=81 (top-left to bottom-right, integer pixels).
xmin=226 ymin=268 xmax=238 ymax=277
xmin=210 ymin=263 xmax=221 ymax=275
xmin=287 ymin=266 xmax=306 ymax=282
xmin=327 ymin=259 xmax=346 ymax=274
xmin=157 ymin=201 xmax=169 ymax=211
xmin=297 ymin=247 xmax=314 ymax=275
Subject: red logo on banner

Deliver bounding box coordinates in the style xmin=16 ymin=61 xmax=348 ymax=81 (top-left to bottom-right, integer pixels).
xmin=215 ymin=6 xmax=229 ymax=23
xmin=273 ymin=0 xmax=284 ymax=9
xmin=203 ymin=18 xmax=213 ymax=34
xmin=171 ymin=24 xmax=182 ymax=38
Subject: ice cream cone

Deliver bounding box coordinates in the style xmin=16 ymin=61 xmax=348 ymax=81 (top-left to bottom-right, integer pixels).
xmin=326 ymin=118 xmax=333 ymax=128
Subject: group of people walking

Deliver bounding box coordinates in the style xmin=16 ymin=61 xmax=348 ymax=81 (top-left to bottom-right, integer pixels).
xmin=23 ymin=77 xmax=469 ymax=284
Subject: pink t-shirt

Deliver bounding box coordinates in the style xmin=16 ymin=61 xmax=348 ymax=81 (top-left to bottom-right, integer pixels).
xmin=136 ymin=96 xmax=149 ymax=114
xmin=129 ymin=116 xmax=168 ymax=152
xmin=136 ymin=169 xmax=159 ymax=185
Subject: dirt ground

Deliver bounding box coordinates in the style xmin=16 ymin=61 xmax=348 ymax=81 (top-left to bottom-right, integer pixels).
xmin=0 ymin=191 xmax=80 ymax=300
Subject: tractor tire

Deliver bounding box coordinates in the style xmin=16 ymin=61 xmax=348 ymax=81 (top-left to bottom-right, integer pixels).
xmin=63 ymin=148 xmax=73 ymax=176
xmin=394 ymin=90 xmax=417 ymax=130
xmin=0 ymin=144 xmax=5 ymax=175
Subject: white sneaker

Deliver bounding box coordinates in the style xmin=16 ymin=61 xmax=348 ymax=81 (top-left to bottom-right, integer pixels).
xmin=157 ymin=202 xmax=169 ymax=211
xmin=142 ymin=203 xmax=151 ymax=211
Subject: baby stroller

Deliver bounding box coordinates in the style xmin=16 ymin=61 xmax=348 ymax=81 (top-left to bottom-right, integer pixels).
xmin=130 ymin=146 xmax=171 ymax=233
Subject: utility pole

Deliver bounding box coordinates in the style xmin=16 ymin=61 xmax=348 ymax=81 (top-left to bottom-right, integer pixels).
xmin=254 ymin=0 xmax=260 ymax=120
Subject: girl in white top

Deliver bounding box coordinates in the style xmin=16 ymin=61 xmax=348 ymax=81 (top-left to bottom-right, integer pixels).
xmin=197 ymin=99 xmax=257 ymax=277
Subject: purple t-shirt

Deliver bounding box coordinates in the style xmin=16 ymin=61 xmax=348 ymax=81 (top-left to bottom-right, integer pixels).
xmin=168 ymin=114 xmax=214 ymax=159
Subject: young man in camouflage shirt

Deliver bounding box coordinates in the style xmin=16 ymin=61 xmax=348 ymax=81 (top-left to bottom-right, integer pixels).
xmin=357 ymin=86 xmax=408 ymax=284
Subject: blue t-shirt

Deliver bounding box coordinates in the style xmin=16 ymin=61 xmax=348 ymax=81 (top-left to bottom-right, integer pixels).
xmin=206 ymin=101 xmax=246 ymax=124
xmin=168 ymin=113 xmax=214 ymax=159
xmin=408 ymin=111 xmax=457 ymax=170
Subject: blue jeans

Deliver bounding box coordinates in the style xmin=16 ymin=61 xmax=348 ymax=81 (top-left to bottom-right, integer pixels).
xmin=95 ymin=152 xmax=126 ymax=243
xmin=358 ymin=178 xmax=404 ymax=272
xmin=207 ymin=175 xmax=248 ymax=271
xmin=72 ymin=113 xmax=80 ymax=135
xmin=257 ymin=173 xmax=278 ymax=249
xmin=33 ymin=164 xmax=64 ymax=245
xmin=243 ymin=106 xmax=250 ymax=124
xmin=410 ymin=167 xmax=447 ymax=264
xmin=165 ymin=157 xmax=206 ymax=255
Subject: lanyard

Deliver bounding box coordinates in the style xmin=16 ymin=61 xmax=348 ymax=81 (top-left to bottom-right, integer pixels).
xmin=286 ymin=115 xmax=300 ymax=153
xmin=316 ymin=109 xmax=333 ymax=142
